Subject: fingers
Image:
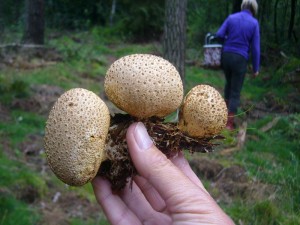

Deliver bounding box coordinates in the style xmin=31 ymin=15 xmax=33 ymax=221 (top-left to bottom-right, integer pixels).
xmin=92 ymin=176 xmax=141 ymax=225
xmin=94 ymin=122 xmax=234 ymax=225
xmin=120 ymin=180 xmax=171 ymax=224
xmin=134 ymin=175 xmax=167 ymax=212
xmin=126 ymin=122 xmax=211 ymax=208
xmin=170 ymin=152 xmax=208 ymax=192
xmin=133 ymin=153 xmax=208 ymax=212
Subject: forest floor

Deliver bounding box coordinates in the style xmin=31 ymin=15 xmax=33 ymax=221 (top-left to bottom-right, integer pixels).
xmin=0 ymin=32 xmax=299 ymax=225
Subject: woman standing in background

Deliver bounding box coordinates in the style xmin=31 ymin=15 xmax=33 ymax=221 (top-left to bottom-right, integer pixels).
xmin=216 ymin=0 xmax=260 ymax=130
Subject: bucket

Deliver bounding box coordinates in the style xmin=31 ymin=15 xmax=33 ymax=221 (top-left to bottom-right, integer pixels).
xmin=203 ymin=33 xmax=222 ymax=69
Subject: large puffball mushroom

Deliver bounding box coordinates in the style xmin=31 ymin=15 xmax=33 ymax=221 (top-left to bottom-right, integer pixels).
xmin=178 ymin=84 xmax=227 ymax=138
xmin=104 ymin=54 xmax=183 ymax=119
xmin=44 ymin=88 xmax=110 ymax=186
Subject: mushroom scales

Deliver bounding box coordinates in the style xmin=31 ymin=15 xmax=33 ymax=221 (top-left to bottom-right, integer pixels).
xmin=44 ymin=54 xmax=228 ymax=189
xmin=44 ymin=88 xmax=110 ymax=186
xmin=178 ymin=84 xmax=228 ymax=138
xmin=104 ymin=54 xmax=183 ymax=119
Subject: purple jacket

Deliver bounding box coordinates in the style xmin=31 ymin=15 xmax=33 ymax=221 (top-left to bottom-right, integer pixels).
xmin=216 ymin=10 xmax=260 ymax=73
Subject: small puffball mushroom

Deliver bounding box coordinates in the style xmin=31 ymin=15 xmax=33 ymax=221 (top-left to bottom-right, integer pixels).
xmin=178 ymin=84 xmax=227 ymax=138
xmin=44 ymin=88 xmax=110 ymax=186
xmin=104 ymin=54 xmax=183 ymax=119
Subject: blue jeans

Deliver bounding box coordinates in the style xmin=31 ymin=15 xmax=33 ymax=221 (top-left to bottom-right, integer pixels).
xmin=221 ymin=52 xmax=247 ymax=114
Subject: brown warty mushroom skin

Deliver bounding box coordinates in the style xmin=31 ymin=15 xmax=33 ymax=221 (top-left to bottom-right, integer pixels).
xmin=44 ymin=55 xmax=228 ymax=190
xmin=178 ymin=84 xmax=228 ymax=138
xmin=104 ymin=54 xmax=184 ymax=119
xmin=44 ymin=88 xmax=110 ymax=186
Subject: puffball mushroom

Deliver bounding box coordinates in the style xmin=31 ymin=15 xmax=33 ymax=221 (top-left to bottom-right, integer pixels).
xmin=44 ymin=88 xmax=110 ymax=186
xmin=104 ymin=54 xmax=183 ymax=119
xmin=178 ymin=84 xmax=228 ymax=138
xmin=44 ymin=54 xmax=228 ymax=190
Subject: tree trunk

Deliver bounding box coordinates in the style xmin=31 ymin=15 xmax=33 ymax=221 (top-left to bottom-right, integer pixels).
xmin=274 ymin=0 xmax=279 ymax=43
xmin=23 ymin=0 xmax=45 ymax=44
xmin=288 ymin=0 xmax=297 ymax=40
xmin=281 ymin=0 xmax=289 ymax=40
xmin=0 ymin=1 xmax=3 ymax=36
xmin=109 ymin=0 xmax=117 ymax=27
xmin=259 ymin=0 xmax=267 ymax=31
xmin=163 ymin=0 xmax=187 ymax=87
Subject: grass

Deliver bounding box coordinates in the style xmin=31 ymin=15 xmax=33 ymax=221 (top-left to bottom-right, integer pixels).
xmin=186 ymin=66 xmax=225 ymax=92
xmin=0 ymin=110 xmax=45 ymax=146
xmin=0 ymin=151 xmax=45 ymax=225
xmin=0 ymin=30 xmax=299 ymax=224
xmin=212 ymin=114 xmax=300 ymax=224
xmin=225 ymin=200 xmax=282 ymax=225
xmin=0 ymin=195 xmax=40 ymax=225
xmin=0 ymin=152 xmax=46 ymax=190
xmin=69 ymin=217 xmax=110 ymax=225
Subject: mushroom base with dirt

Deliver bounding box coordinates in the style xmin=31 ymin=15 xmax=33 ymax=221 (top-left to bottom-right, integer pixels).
xmin=98 ymin=114 xmax=221 ymax=190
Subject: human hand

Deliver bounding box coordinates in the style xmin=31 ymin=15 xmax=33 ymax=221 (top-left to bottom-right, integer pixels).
xmin=92 ymin=122 xmax=234 ymax=225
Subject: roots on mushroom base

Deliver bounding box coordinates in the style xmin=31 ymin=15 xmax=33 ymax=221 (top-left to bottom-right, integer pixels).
xmin=99 ymin=114 xmax=222 ymax=190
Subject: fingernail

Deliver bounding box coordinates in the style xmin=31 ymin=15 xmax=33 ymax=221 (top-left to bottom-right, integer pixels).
xmin=134 ymin=122 xmax=153 ymax=151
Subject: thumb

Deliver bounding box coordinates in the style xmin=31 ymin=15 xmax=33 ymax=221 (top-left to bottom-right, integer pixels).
xmin=126 ymin=122 xmax=235 ymax=224
xmin=126 ymin=122 xmax=209 ymax=205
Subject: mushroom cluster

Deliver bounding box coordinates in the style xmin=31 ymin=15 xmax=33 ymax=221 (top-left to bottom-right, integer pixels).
xmin=44 ymin=54 xmax=228 ymax=190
